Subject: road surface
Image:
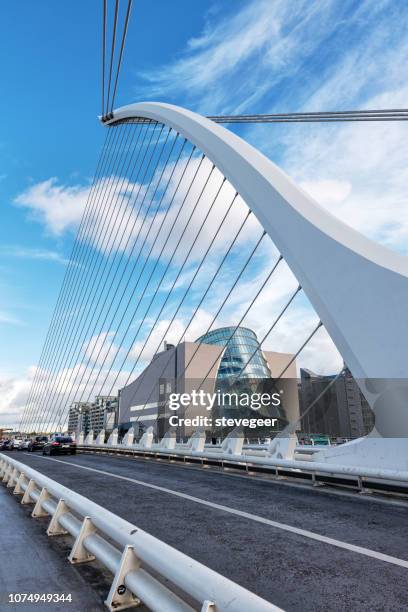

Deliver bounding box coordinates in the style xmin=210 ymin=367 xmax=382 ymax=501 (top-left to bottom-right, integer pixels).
xmin=9 ymin=451 xmax=408 ymax=611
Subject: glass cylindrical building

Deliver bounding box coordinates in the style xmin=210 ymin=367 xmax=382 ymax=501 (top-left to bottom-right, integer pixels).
xmin=195 ymin=326 xmax=271 ymax=381
xmin=195 ymin=326 xmax=285 ymax=435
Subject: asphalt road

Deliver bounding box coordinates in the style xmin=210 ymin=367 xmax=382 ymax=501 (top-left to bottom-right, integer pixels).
xmin=10 ymin=451 xmax=408 ymax=611
xmin=0 ymin=485 xmax=105 ymax=612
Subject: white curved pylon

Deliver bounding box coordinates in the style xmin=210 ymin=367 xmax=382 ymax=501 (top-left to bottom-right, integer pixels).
xmin=107 ymin=103 xmax=408 ymax=444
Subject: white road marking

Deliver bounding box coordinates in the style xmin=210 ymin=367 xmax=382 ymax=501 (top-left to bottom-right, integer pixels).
xmin=24 ymin=453 xmax=408 ymax=569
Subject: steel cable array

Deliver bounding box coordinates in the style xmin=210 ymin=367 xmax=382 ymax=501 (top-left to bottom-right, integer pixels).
xmin=21 ymin=120 xmax=340 ymax=436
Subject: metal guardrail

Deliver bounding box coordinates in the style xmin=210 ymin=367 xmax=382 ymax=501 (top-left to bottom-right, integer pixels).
xmin=0 ymin=453 xmax=280 ymax=612
xmin=76 ymin=444 xmax=408 ymax=495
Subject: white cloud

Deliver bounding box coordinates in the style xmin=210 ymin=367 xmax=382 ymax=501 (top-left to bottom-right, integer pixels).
xmin=136 ymin=0 xmax=357 ymax=114
xmin=1 ymin=245 xmax=69 ymax=265
xmin=13 ymin=360 xmax=133 ymax=434
xmin=14 ymin=178 xmax=89 ymax=236
xmin=0 ymin=311 xmax=23 ymax=326
xmin=129 ymin=309 xmax=214 ymax=367
xmin=276 ymin=91 xmax=408 ymax=255
xmin=13 ymin=0 xmax=408 ymax=393
xmin=0 ymin=367 xmax=34 ymax=428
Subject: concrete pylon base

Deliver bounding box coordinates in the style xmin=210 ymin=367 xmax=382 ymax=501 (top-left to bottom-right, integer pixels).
xmin=312 ymin=436 xmax=408 ymax=471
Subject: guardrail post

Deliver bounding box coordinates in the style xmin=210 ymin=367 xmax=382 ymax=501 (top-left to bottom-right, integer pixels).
xmin=357 ymin=475 xmax=372 ymax=494
xmin=21 ymin=478 xmax=36 ymax=505
xmin=312 ymin=472 xmax=324 ymax=487
xmin=13 ymin=472 xmax=27 ymax=495
xmin=68 ymin=516 xmax=97 ymax=564
xmin=104 ymin=545 xmax=141 ymax=611
xmin=32 ymin=487 xmax=51 ymax=518
xmin=0 ymin=458 xmax=6 ymax=476
xmin=6 ymin=467 xmax=18 ymax=488
xmin=2 ymin=463 xmax=11 ymax=483
xmin=201 ymin=601 xmax=216 ymax=612
xmin=47 ymin=499 xmax=69 ymax=536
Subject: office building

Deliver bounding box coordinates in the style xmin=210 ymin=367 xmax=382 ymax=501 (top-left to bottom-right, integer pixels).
xmin=68 ymin=395 xmax=118 ymax=436
xmin=298 ymin=367 xmax=375 ymax=439
xmin=118 ymin=326 xmax=299 ymax=438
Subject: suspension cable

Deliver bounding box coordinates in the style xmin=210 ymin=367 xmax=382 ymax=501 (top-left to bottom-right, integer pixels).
xmin=131 ymin=249 xmax=283 ymax=427
xmin=208 ymin=108 xmax=408 ymax=124
xmin=131 ymin=209 xmax=259 ymax=419
xmin=44 ymin=123 xmax=165 ymax=433
xmin=20 ymin=128 xmax=113 ymax=431
xmin=191 ymin=257 xmax=287 ymax=401
xmin=84 ymin=145 xmax=201 ymax=404
xmin=69 ymin=136 xmax=189 ymax=413
xmin=100 ymin=160 xmax=218 ymax=398
xmin=102 ymin=0 xmax=107 ymax=117
xmin=24 ymin=126 xmax=127 ymax=432
xmin=227 ymin=286 xmax=302 ymax=386
xmin=105 ymin=0 xmax=120 ymax=115
xmin=120 ymin=184 xmax=238 ymax=402
xmin=53 ymin=131 xmax=187 ymax=431
xmin=110 ymin=0 xmax=133 ymax=112
xmin=28 ymin=124 xmax=140 ymax=432
xmin=275 ymin=321 xmax=323 ymax=380
xmin=30 ymin=122 xmax=146 ymax=431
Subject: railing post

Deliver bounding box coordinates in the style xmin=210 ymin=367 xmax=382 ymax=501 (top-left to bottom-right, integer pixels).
xmin=68 ymin=516 xmax=97 ymax=564
xmin=13 ymin=472 xmax=27 ymax=495
xmin=47 ymin=499 xmax=69 ymax=536
xmin=104 ymin=545 xmax=141 ymax=611
xmin=21 ymin=478 xmax=37 ymax=505
xmin=201 ymin=601 xmax=216 ymax=612
xmin=357 ymin=475 xmax=372 ymax=494
xmin=2 ymin=463 xmax=12 ymax=483
xmin=32 ymin=487 xmax=51 ymax=518
xmin=6 ymin=467 xmax=19 ymax=488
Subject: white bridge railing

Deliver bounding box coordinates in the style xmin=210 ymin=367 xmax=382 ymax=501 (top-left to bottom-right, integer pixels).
xmin=0 ymin=453 xmax=279 ymax=612
xmin=76 ymin=427 xmax=408 ymax=493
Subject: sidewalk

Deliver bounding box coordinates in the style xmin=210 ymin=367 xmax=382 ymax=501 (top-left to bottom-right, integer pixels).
xmin=0 ymin=486 xmax=104 ymax=611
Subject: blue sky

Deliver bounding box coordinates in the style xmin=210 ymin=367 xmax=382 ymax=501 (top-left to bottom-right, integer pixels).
xmin=1 ymin=0 xmax=408 ymax=427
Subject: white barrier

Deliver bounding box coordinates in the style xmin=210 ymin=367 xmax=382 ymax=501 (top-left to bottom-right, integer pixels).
xmin=84 ymin=430 xmax=94 ymax=445
xmin=221 ymin=427 xmax=244 ymax=455
xmin=0 ymin=453 xmax=279 ymax=612
xmin=159 ymin=429 xmax=176 ymax=450
xmin=122 ymin=427 xmax=134 ymax=446
xmin=107 ymin=428 xmax=118 ymax=446
xmin=186 ymin=429 xmax=206 ymax=452
xmin=267 ymin=433 xmax=298 ymax=460
xmin=95 ymin=429 xmax=105 ymax=445
xmin=76 ymin=428 xmax=408 ymax=489
xmin=139 ymin=426 xmax=154 ymax=449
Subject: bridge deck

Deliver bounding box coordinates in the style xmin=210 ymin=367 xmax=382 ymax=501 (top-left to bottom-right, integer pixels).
xmin=8 ymin=451 xmax=408 ymax=611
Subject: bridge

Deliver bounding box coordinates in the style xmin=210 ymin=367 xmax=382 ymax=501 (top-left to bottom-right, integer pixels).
xmin=4 ymin=6 xmax=408 ymax=609
xmin=6 ymin=97 xmax=407 ymax=611
xmin=2 ymin=449 xmax=408 ymax=611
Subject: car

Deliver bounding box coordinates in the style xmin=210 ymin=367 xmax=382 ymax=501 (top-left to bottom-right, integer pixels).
xmin=12 ymin=438 xmax=23 ymax=450
xmin=42 ymin=436 xmax=76 ymax=456
xmin=28 ymin=436 xmax=49 ymax=452
xmin=0 ymin=439 xmax=13 ymax=451
xmin=18 ymin=438 xmax=31 ymax=451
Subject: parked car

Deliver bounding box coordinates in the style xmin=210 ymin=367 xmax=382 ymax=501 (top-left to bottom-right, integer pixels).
xmin=12 ymin=438 xmax=23 ymax=450
xmin=0 ymin=439 xmax=13 ymax=451
xmin=42 ymin=436 xmax=76 ymax=456
xmin=27 ymin=436 xmax=49 ymax=452
xmin=18 ymin=438 xmax=31 ymax=451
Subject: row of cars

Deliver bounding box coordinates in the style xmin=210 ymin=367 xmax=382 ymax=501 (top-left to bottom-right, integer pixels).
xmin=0 ymin=435 xmax=76 ymax=455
